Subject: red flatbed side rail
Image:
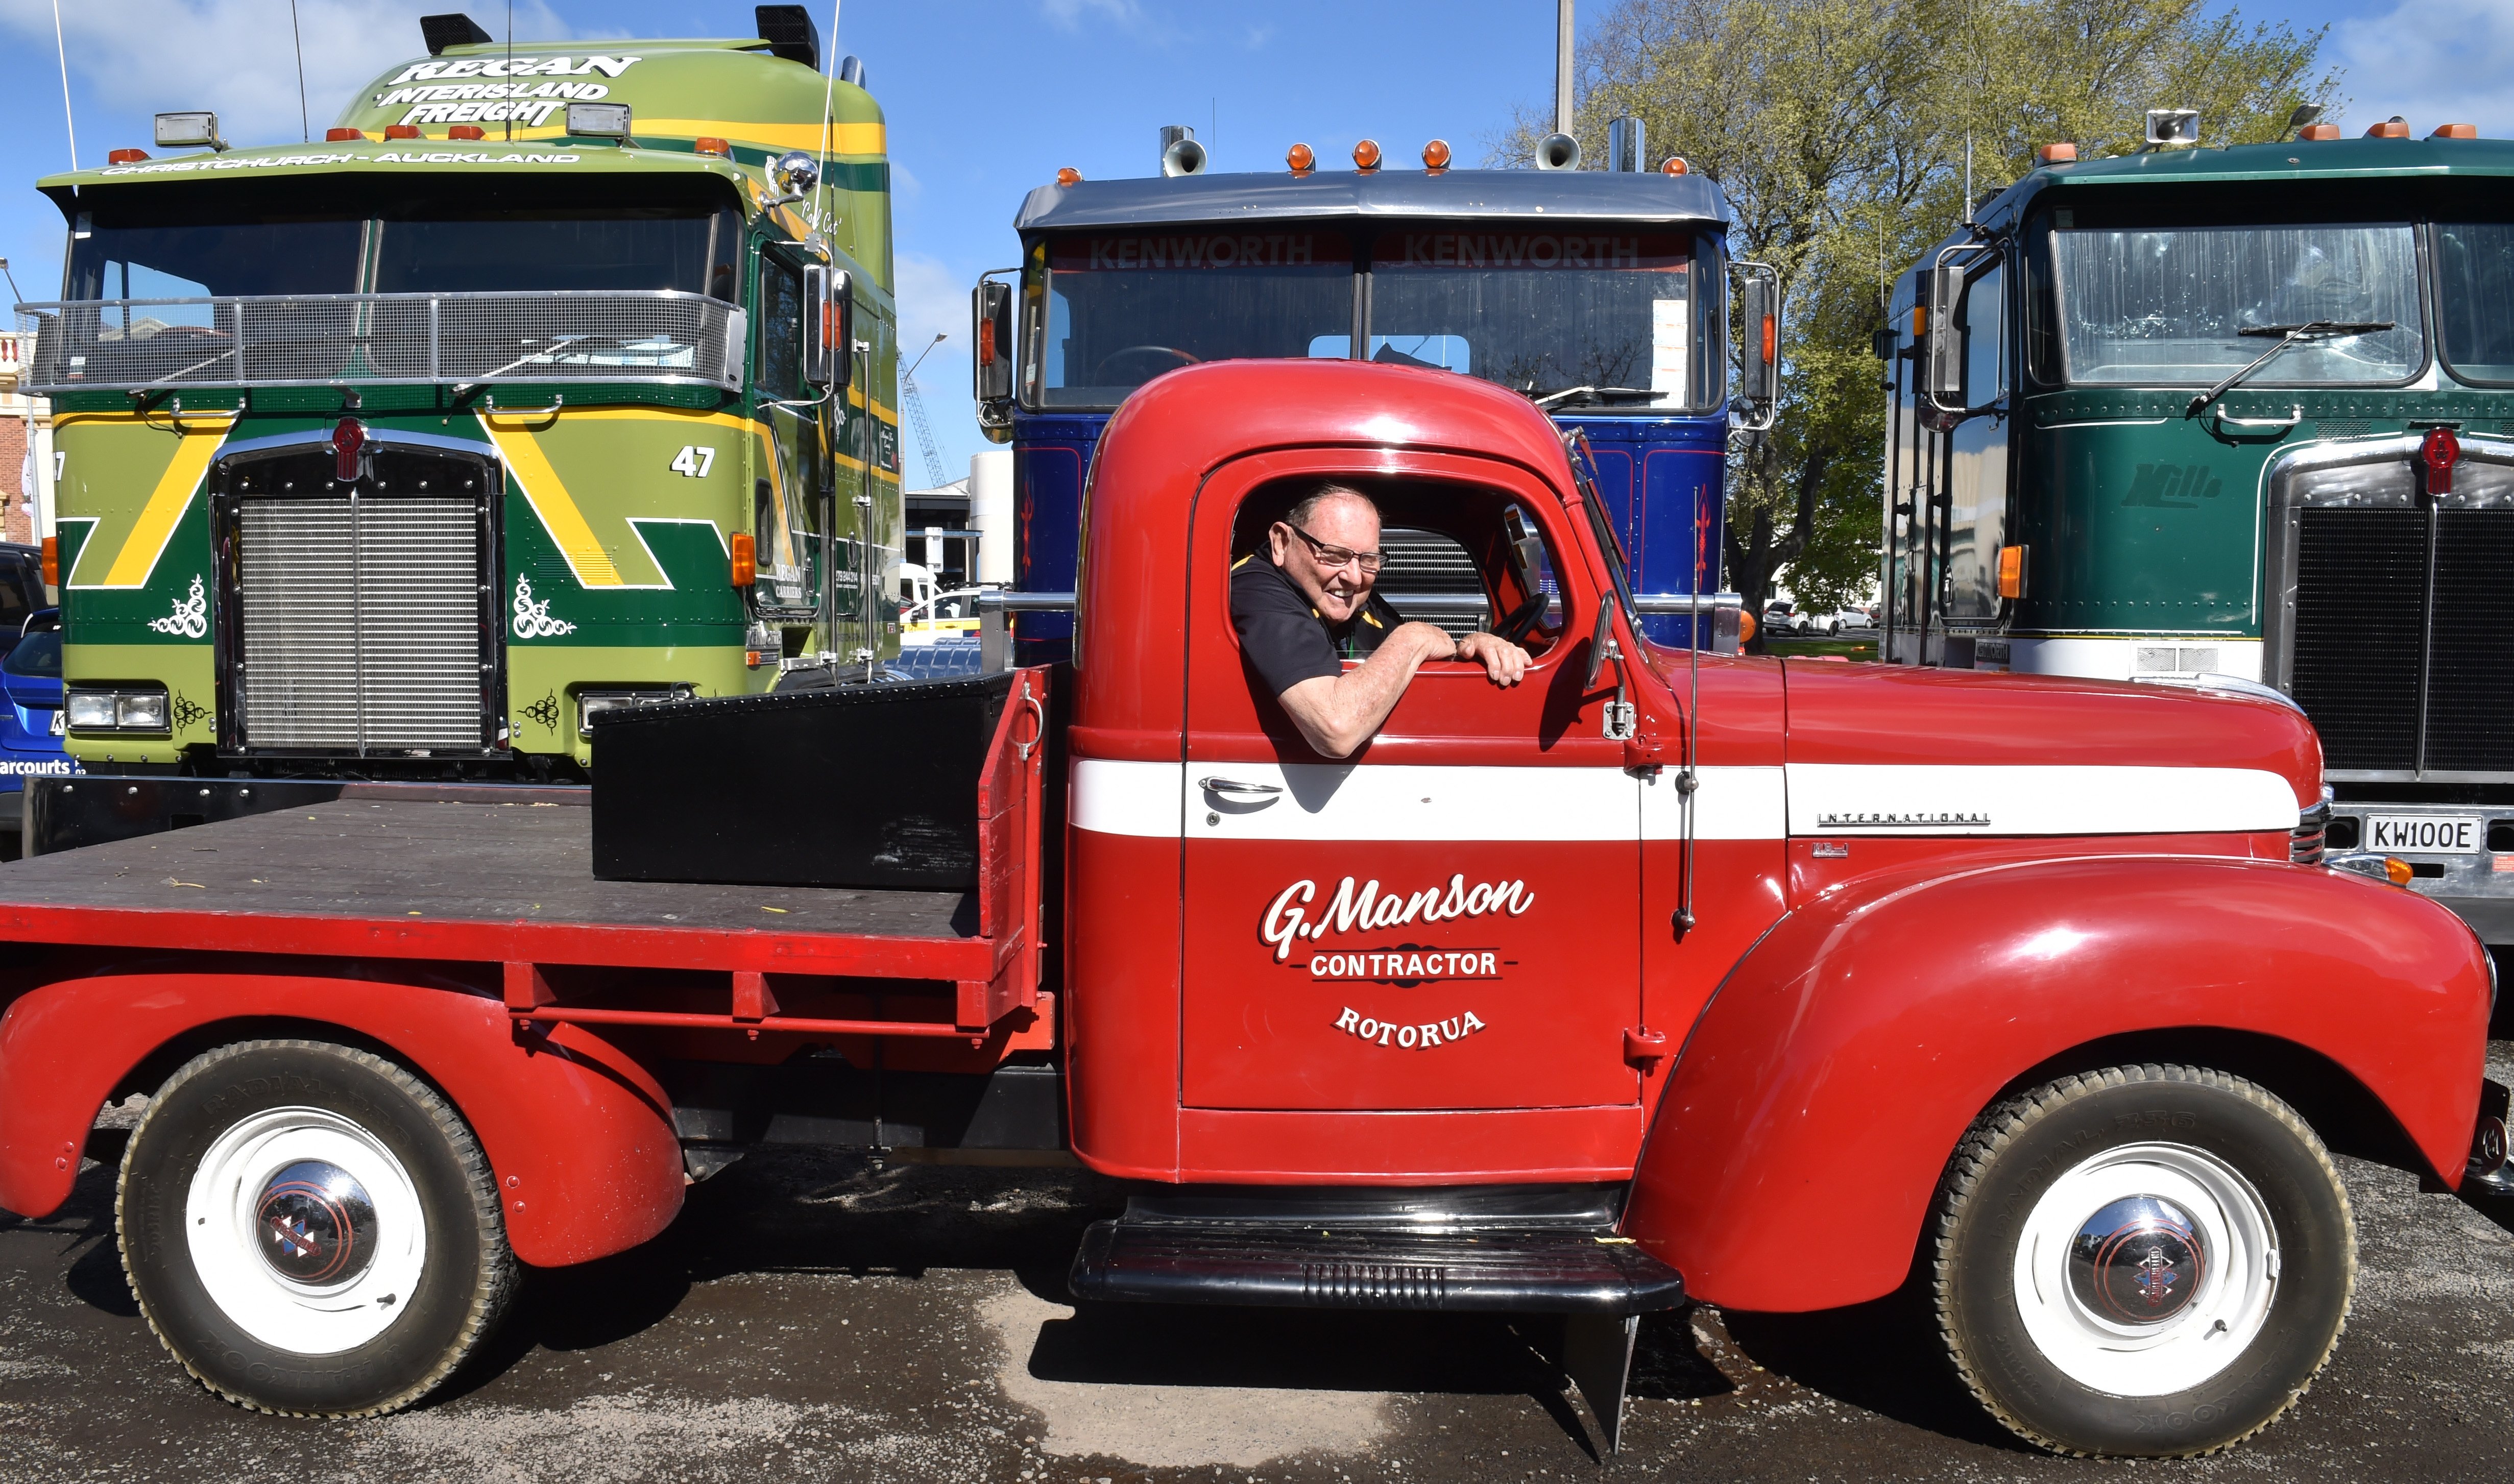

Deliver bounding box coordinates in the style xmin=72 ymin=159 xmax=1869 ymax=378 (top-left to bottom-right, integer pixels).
xmin=0 ymin=668 xmax=1057 ymax=1045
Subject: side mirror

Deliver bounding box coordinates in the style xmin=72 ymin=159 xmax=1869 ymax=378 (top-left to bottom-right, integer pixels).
xmin=973 ymin=279 xmax=1013 ymax=404
xmin=803 ymin=265 xmax=853 ymax=393
xmin=1923 ymin=263 xmax=1965 ymax=402
xmin=1583 ymin=600 xmax=1619 ymax=692
xmin=1738 ymin=275 xmax=1780 ymax=411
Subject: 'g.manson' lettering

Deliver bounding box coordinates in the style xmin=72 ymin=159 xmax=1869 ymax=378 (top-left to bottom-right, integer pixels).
xmin=1261 ymin=874 xmax=1534 ymax=962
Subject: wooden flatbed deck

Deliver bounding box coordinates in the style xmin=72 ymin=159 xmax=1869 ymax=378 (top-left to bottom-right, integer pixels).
xmin=0 ymin=798 xmax=990 ymax=979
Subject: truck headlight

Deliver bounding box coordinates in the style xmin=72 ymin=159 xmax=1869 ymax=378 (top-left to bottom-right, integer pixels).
xmin=65 ymin=690 xmax=119 ymax=729
xmin=577 ymin=686 xmax=695 ymax=739
xmin=66 ymin=686 xmax=172 ymax=732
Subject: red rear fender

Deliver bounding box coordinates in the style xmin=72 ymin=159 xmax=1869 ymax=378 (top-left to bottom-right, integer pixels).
xmin=0 ymin=972 xmax=683 ymax=1267
xmin=1622 ymin=855 xmax=2491 ymax=1312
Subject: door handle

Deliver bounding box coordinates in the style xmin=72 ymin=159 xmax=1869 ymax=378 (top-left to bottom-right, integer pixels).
xmin=2211 ymin=405 xmax=2302 ymax=431
xmin=1198 ymin=777 xmax=1283 ymax=797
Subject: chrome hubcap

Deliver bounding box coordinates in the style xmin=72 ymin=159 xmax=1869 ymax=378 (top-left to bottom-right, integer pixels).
xmin=2068 ymin=1195 xmax=2206 ymax=1325
xmin=255 ymin=1160 xmax=378 ymax=1288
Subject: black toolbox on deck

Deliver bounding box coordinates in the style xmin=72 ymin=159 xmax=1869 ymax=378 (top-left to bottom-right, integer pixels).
xmin=590 ymin=672 xmax=1017 ymax=890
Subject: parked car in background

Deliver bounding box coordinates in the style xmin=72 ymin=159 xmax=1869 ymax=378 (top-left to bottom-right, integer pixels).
xmin=1760 ymin=600 xmax=1809 ymax=636
xmin=1817 ymin=606 xmax=1877 ymax=635
xmin=0 ymin=610 xmax=75 ymax=850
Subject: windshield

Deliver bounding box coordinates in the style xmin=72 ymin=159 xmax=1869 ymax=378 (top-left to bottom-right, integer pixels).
xmin=374 ymin=207 xmax=740 ymax=296
xmin=2049 ymin=222 xmax=2424 ymax=385
xmin=1030 ymin=231 xmax=1353 ymax=406
xmin=1365 ymin=229 xmax=1720 ymax=410
xmin=69 ymin=217 xmax=362 ymax=300
xmin=2435 ymin=222 xmax=2514 ymax=384
xmin=66 ymin=202 xmax=741 ymax=302
xmin=3 ymin=631 xmax=60 ymax=679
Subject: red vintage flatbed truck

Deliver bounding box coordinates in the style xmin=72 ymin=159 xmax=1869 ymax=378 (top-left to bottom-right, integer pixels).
xmin=0 ymin=359 xmax=2499 ymax=1458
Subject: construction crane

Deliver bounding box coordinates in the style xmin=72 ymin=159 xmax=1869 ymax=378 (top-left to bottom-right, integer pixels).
xmin=902 ymin=332 xmax=950 ymax=489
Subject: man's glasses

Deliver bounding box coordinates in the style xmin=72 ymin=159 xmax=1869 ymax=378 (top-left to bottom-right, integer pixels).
xmin=1283 ymin=522 xmax=1386 ymax=574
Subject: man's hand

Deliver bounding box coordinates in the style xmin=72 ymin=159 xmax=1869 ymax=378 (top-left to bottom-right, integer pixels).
xmin=1452 ymin=630 xmax=1530 ymax=688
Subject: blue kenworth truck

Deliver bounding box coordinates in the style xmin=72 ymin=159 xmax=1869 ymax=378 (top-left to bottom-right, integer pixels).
xmin=969 ymin=134 xmax=1769 ymax=661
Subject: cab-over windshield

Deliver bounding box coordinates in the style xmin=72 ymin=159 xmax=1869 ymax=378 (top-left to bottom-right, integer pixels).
xmin=2044 ymin=221 xmax=2424 ymax=385
xmin=1026 ymin=224 xmax=1726 ymax=413
xmin=64 ymin=192 xmax=742 ymax=301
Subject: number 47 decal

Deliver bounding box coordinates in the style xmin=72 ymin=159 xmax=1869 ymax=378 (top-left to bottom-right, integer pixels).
xmin=669 ymin=446 xmax=718 ymax=477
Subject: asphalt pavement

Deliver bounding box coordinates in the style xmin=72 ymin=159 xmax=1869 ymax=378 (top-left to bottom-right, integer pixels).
xmin=3 ymin=1048 xmax=2510 ymax=1483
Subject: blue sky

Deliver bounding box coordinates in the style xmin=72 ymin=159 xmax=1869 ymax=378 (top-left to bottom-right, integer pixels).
xmin=0 ymin=0 xmax=2500 ymax=482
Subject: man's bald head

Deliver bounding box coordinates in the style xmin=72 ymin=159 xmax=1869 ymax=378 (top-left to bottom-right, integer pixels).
xmin=1286 ymin=484 xmax=1379 ymax=531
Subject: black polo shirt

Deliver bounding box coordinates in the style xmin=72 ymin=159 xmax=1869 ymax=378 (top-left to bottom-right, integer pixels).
xmin=1229 ymin=554 xmax=1406 ymax=699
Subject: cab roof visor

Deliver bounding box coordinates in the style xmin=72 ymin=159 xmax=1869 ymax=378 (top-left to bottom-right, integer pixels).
xmin=1012 ymin=170 xmax=1730 ymax=233
xmin=755 ymin=5 xmax=821 ymax=69
xmin=419 ymin=13 xmax=493 ymax=55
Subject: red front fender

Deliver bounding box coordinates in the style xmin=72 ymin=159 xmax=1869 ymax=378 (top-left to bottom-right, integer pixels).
xmin=1623 ymin=855 xmax=2491 ymax=1312
xmin=0 ymin=971 xmax=683 ymax=1268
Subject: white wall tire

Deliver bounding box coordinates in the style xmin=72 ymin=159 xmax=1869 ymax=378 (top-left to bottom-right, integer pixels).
xmin=117 ymin=1040 xmax=516 ymax=1416
xmin=1933 ymin=1064 xmax=2353 ymax=1457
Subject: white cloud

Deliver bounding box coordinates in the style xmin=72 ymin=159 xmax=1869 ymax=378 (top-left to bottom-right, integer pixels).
xmin=2332 ymin=0 xmax=2514 ymax=136
xmin=0 ymin=0 xmax=572 ymax=150
xmin=1041 ymin=0 xmax=1142 ymax=29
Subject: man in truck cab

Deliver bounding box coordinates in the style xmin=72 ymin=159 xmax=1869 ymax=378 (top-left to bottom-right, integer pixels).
xmin=1230 ymin=484 xmax=1530 ymax=759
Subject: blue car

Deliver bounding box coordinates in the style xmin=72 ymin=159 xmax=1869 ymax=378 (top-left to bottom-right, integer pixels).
xmin=1 ymin=610 xmax=78 ymax=844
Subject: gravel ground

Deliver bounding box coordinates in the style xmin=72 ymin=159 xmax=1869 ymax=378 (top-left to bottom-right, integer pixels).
xmin=2 ymin=1048 xmax=2509 ymax=1483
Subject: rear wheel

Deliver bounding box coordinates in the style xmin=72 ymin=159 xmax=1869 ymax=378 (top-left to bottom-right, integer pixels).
xmin=117 ymin=1039 xmax=516 ymax=1416
xmin=1933 ymin=1064 xmax=2353 ymax=1457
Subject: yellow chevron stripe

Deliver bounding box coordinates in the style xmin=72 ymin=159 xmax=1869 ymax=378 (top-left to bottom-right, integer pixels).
xmin=483 ymin=422 xmax=622 ymax=586
xmin=102 ymin=415 xmax=233 ymax=588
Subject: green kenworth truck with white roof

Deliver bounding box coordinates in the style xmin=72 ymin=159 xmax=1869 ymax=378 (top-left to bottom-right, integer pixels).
xmin=14 ymin=7 xmax=901 ymax=850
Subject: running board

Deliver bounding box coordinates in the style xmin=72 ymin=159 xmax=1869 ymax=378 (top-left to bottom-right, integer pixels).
xmin=1068 ymin=1220 xmax=1683 ymax=1313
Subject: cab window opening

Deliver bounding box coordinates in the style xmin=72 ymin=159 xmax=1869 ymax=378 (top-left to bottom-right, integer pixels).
xmin=1227 ymin=476 xmax=1568 ymax=662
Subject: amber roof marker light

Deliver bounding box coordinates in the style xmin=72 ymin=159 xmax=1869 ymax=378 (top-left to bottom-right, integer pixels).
xmin=2036 ymin=142 xmax=2078 ymax=164
xmin=1422 ymin=139 xmax=1452 ymax=173
xmin=1055 ymin=166 xmax=1083 ymax=186
xmin=1660 ymin=156 xmax=1688 ymax=176
xmin=1287 ymin=142 xmax=1315 ymax=177
xmin=2366 ymin=116 xmax=2411 ymax=138
xmin=1353 ymin=138 xmax=1383 ymax=173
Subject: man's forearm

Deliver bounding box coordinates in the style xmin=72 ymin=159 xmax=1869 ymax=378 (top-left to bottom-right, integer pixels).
xmin=1278 ymin=625 xmax=1454 ymax=757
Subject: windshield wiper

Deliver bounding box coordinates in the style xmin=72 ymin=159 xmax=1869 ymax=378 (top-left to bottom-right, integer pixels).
xmin=2185 ymin=320 xmax=2395 ymax=417
xmin=1529 ymin=385 xmax=1660 ymax=409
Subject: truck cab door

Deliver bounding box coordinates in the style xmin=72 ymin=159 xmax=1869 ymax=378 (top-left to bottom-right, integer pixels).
xmin=1178 ymin=457 xmax=1645 ymax=1112
xmin=752 ymin=252 xmax=831 ymax=631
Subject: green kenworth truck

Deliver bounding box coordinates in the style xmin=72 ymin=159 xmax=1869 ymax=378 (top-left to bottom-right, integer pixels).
xmin=1880 ymin=117 xmax=2514 ymax=942
xmin=14 ymin=7 xmax=900 ymax=850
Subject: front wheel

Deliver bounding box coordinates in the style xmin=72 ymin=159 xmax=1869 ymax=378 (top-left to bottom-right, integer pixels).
xmin=117 ymin=1039 xmax=517 ymax=1416
xmin=1932 ymin=1064 xmax=2353 ymax=1457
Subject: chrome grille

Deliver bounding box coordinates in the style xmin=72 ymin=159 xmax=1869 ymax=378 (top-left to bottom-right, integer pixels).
xmin=16 ymin=291 xmax=743 ymax=393
xmin=235 ymin=492 xmax=487 ymax=752
xmin=1376 ymin=529 xmax=1489 ymax=638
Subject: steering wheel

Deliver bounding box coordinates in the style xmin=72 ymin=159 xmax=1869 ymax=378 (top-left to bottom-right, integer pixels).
xmin=1492 ymin=591 xmax=1550 ymax=645
xmin=1091 ymin=345 xmax=1201 ymax=385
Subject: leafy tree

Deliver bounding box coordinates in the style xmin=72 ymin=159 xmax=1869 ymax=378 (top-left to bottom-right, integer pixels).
xmin=1496 ymin=0 xmax=2333 ymax=639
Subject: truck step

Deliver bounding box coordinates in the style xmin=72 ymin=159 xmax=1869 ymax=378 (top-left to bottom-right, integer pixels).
xmin=1068 ymin=1220 xmax=1684 ymax=1314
